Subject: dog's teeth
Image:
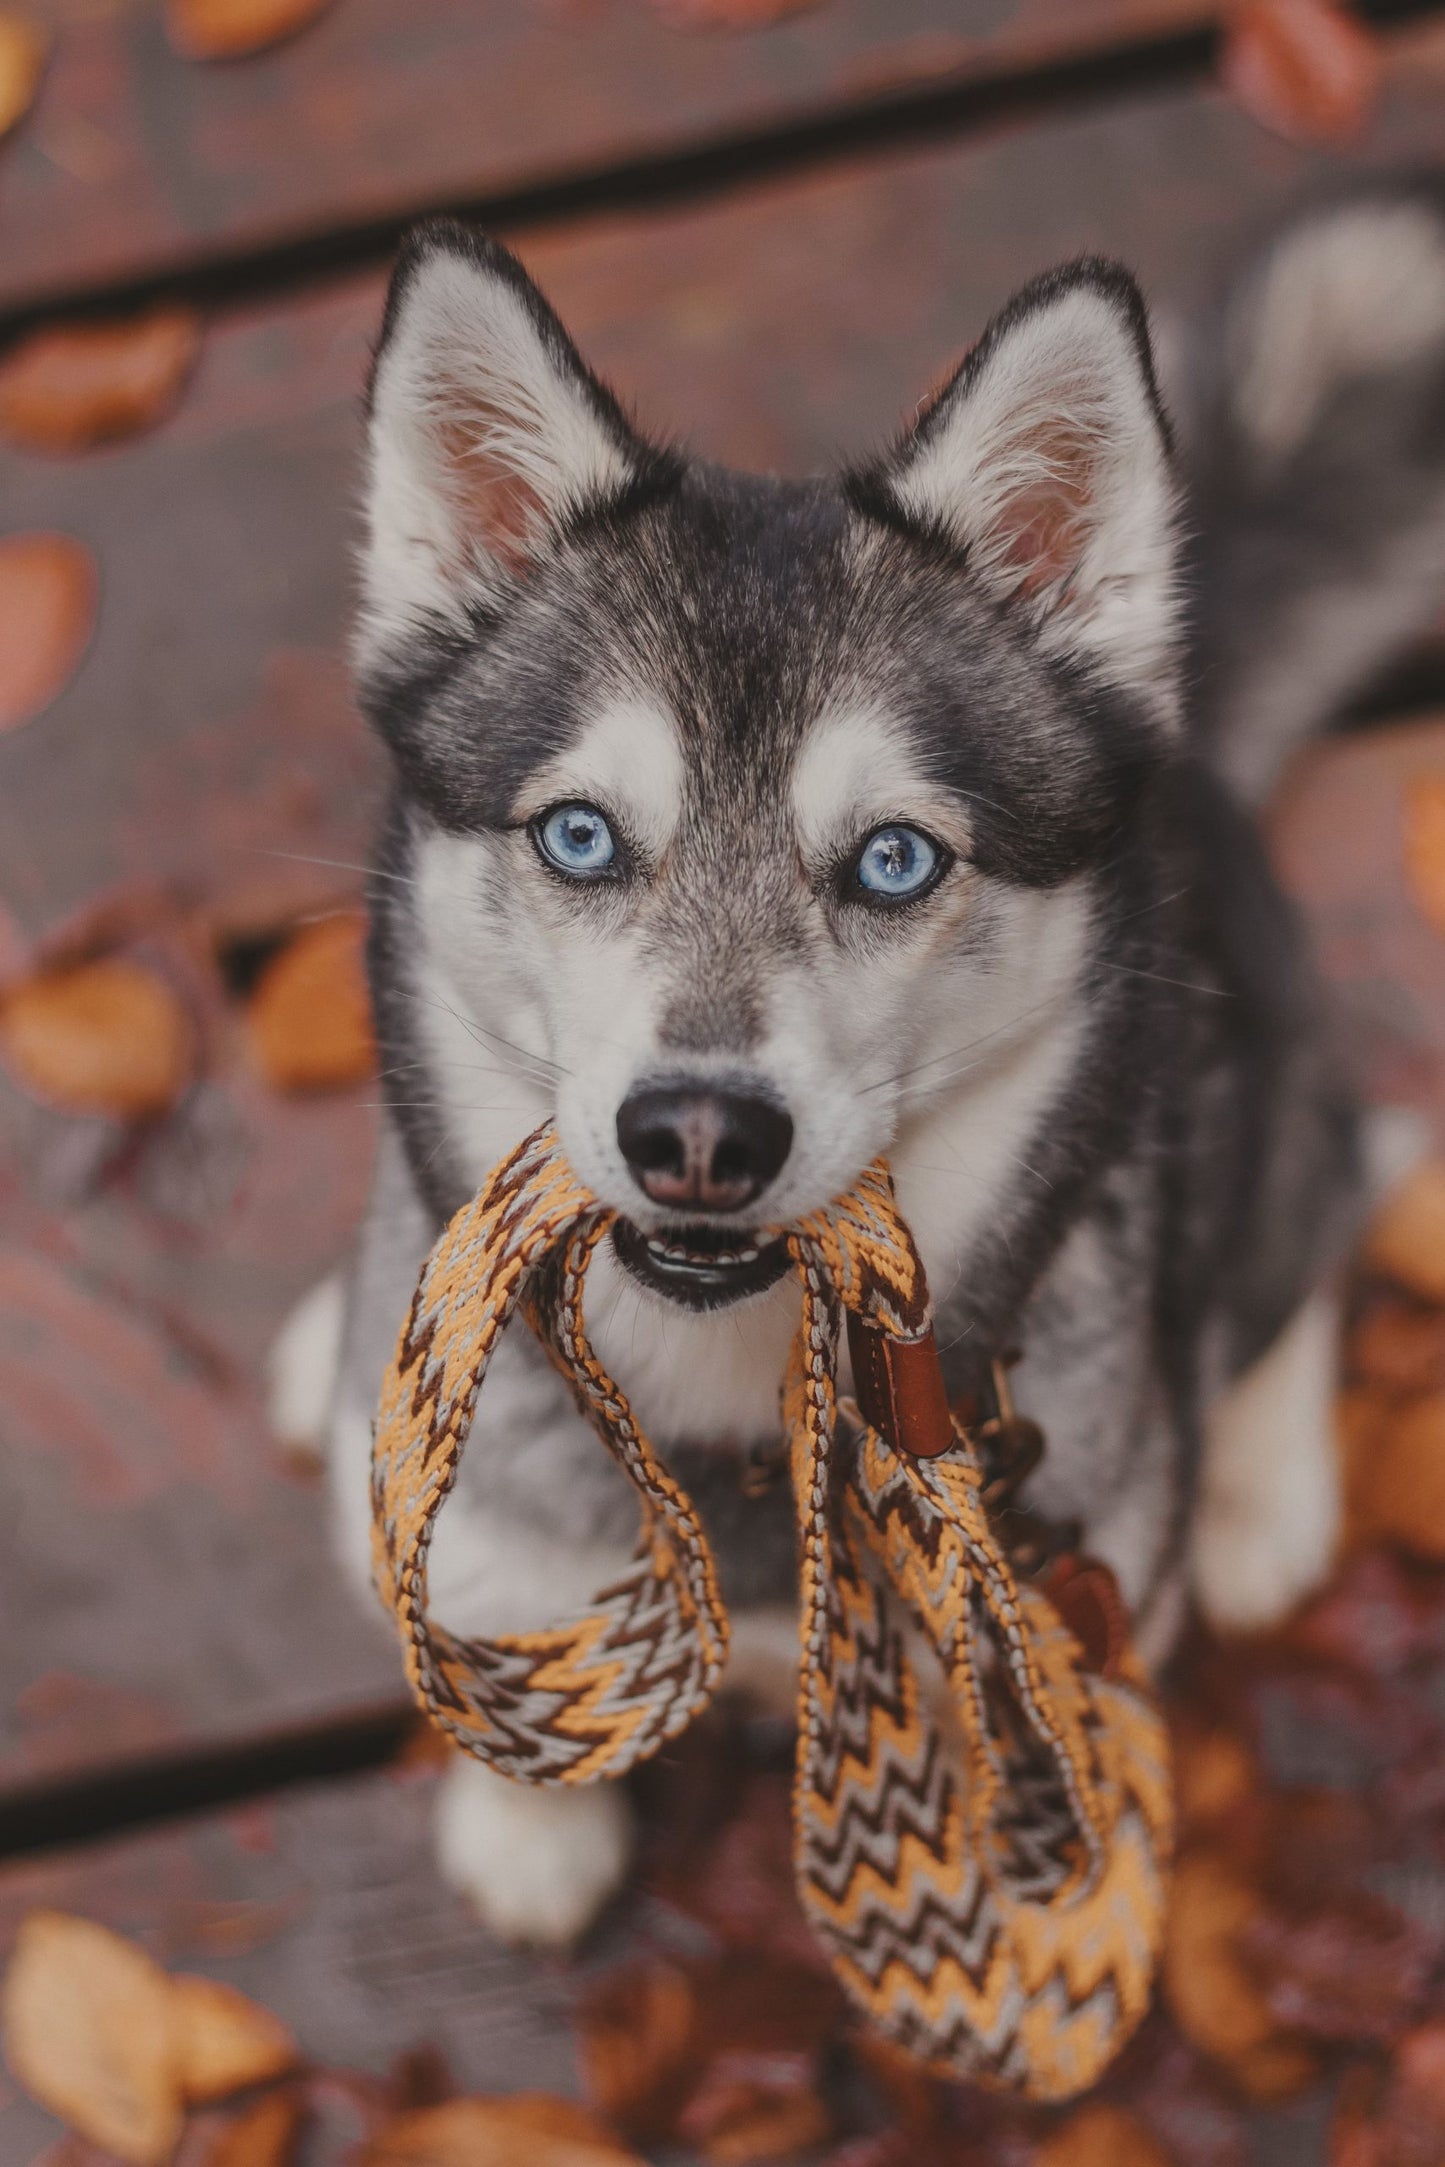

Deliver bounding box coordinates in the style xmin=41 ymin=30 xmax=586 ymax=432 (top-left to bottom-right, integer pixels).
xmin=716 ymin=1252 xmax=738 ymax=1266
xmin=737 ymin=1248 xmax=759 ymax=1264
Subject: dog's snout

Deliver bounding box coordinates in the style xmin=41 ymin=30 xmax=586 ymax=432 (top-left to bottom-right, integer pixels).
xmin=616 ymin=1086 xmax=793 ymax=1213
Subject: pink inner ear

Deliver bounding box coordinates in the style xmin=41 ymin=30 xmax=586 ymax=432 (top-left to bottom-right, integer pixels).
xmin=439 ymin=400 xmax=547 ymax=579
xmin=991 ymin=417 xmax=1097 ymax=603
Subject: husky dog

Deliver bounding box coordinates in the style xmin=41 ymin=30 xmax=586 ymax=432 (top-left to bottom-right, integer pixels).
xmin=273 ymin=183 xmax=1445 ymax=1946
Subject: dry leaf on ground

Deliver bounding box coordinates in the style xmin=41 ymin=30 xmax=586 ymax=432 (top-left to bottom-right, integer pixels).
xmin=245 ymin=914 xmax=373 ymax=1093
xmin=0 ymin=955 xmax=192 ymax=1118
xmin=1219 ymin=0 xmax=1379 ymax=143
xmin=1 ymin=1913 xmax=184 ymax=2166
xmin=200 ymin=2087 xmax=304 ymax=2167
xmin=1035 ymin=2102 xmax=1172 ymax=2167
xmin=1356 ymin=1391 xmax=1445 ymax=1562
xmin=579 ymin=1963 xmax=699 ymax=2145
xmin=1365 ymin=1162 xmax=1445 ymax=1305
xmin=1348 ymin=1295 xmax=1445 ymax=1398
xmin=0 ymin=531 xmax=95 ymax=731
xmin=1172 ymin=1722 xmax=1258 ymax=1837
xmin=1404 ymin=774 xmax=1445 ymax=942
xmin=172 ymin=1976 xmax=297 ymax=2103
xmin=0 ymin=13 xmax=46 ymax=139
xmin=1331 ymin=2024 xmax=1445 ymax=2167
xmin=1163 ymin=1852 xmax=1317 ymax=2102
xmin=360 ymin=2096 xmax=642 ymax=2167
xmin=167 ymin=0 xmax=332 ymax=59
xmin=0 ymin=311 xmax=200 ymax=454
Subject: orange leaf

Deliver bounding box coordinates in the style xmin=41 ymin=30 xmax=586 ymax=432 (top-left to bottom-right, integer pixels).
xmin=0 ymin=13 xmax=46 ymax=140
xmin=1404 ymin=774 xmax=1445 ymax=940
xmin=0 ymin=310 xmax=200 ymax=454
xmin=201 ymin=2089 xmax=304 ymax=2167
xmin=0 ymin=532 xmax=95 ymax=731
xmin=171 ymin=1975 xmax=297 ymax=2104
xmin=1366 ymin=1161 xmax=1445 ymax=1304
xmin=166 ymin=0 xmax=332 ymax=60
xmin=1361 ymin=1392 xmax=1445 ymax=1562
xmin=360 ymin=2096 xmax=643 ymax=2167
xmin=0 ymin=955 xmax=192 ymax=1118
xmin=1035 ymin=2103 xmax=1172 ymax=2167
xmin=579 ymin=1963 xmax=700 ymax=2145
xmin=1164 ymin=1853 xmax=1317 ymax=2102
xmin=245 ymin=913 xmax=373 ymax=1093
xmin=1220 ymin=0 xmax=1379 ymax=145
xmin=1 ymin=1913 xmax=184 ymax=2166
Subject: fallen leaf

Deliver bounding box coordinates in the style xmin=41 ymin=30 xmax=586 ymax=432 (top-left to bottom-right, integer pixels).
xmin=200 ymin=2088 xmax=304 ymax=2167
xmin=360 ymin=2095 xmax=642 ymax=2166
xmin=1359 ymin=1392 xmax=1445 ymax=1561
xmin=172 ymin=1975 xmax=297 ymax=2103
xmin=1248 ymin=1892 xmax=1434 ymax=2046
xmin=1366 ymin=1161 xmax=1445 ymax=1304
xmin=0 ymin=531 xmax=95 ymax=730
xmin=579 ymin=1963 xmax=699 ymax=2145
xmin=1348 ymin=1294 xmax=1445 ymax=1398
xmin=675 ymin=2043 xmax=829 ymax=2163
xmin=1404 ymin=774 xmax=1445 ymax=942
xmin=0 ymin=955 xmax=193 ymax=1118
xmin=1 ymin=1913 xmax=184 ymax=2166
xmin=166 ymin=0 xmax=332 ymax=59
xmin=245 ymin=913 xmax=373 ymax=1093
xmin=1035 ymin=2103 xmax=1172 ymax=2167
xmin=0 ymin=311 xmax=200 ymax=453
xmin=1330 ymin=2025 xmax=1445 ymax=2167
xmin=1172 ymin=1723 xmax=1258 ymax=1836
xmin=0 ymin=13 xmax=46 ymax=139
xmin=1220 ymin=0 xmax=1379 ymax=144
xmin=1163 ymin=1852 xmax=1317 ymax=2102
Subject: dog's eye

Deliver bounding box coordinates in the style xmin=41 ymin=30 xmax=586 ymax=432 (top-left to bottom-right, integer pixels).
xmin=533 ymin=802 xmax=618 ymax=878
xmin=850 ymin=824 xmax=944 ymax=905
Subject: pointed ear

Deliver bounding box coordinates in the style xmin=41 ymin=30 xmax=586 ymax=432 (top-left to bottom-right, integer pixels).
xmin=359 ymin=222 xmax=656 ymax=668
xmin=855 ymin=261 xmax=1181 ymax=719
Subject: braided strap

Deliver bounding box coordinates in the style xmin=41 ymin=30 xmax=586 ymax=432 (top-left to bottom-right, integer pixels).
xmin=372 ymin=1124 xmax=1172 ymax=2097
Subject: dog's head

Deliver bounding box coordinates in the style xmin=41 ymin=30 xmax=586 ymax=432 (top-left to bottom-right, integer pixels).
xmin=358 ymin=222 xmax=1181 ymax=1311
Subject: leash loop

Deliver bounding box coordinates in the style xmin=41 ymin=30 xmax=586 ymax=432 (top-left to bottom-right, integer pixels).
xmin=372 ymin=1121 xmax=1172 ymax=2098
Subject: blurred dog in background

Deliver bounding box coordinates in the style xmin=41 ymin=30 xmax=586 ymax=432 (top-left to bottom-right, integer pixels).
xmin=270 ymin=181 xmax=1445 ymax=1945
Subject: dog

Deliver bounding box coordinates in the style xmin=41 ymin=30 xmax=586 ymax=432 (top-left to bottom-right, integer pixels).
xmin=270 ymin=180 xmax=1445 ymax=1947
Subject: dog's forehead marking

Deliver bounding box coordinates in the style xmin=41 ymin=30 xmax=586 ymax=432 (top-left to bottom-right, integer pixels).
xmin=790 ymin=707 xmax=934 ymax=854
xmin=526 ymin=694 xmax=683 ymax=852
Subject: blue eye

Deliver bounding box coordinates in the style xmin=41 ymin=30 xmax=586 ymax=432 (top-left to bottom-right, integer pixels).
xmin=534 ymin=802 xmax=618 ymax=878
xmin=853 ymin=824 xmax=943 ymax=903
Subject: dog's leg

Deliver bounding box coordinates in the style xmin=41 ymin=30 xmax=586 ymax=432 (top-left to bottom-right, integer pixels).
xmin=1192 ymin=1288 xmax=1342 ymax=1633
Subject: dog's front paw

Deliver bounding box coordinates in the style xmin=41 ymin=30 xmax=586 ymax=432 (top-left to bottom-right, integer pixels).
xmin=434 ymin=1755 xmax=632 ymax=1947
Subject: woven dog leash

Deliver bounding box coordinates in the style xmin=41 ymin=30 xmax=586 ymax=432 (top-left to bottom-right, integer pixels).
xmin=371 ymin=1120 xmax=1172 ymax=2099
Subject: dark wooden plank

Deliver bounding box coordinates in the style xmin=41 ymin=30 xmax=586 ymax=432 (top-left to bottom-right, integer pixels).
xmin=0 ymin=1760 xmax=582 ymax=2164
xmin=4 ymin=38 xmax=1445 ymax=1797
xmin=0 ymin=0 xmax=1217 ymax=318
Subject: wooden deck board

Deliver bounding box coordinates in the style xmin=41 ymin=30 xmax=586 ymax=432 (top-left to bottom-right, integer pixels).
xmin=0 ymin=1759 xmax=585 ymax=2162
xmin=3 ymin=40 xmax=1445 ymax=1795
xmin=0 ymin=0 xmax=1218 ymax=318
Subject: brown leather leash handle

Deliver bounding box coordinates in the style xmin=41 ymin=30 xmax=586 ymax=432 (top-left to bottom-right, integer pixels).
xmin=847 ymin=1312 xmax=955 ymax=1459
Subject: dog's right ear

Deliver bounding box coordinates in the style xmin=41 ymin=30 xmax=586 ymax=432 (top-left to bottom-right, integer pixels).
xmin=359 ymin=223 xmax=652 ymax=670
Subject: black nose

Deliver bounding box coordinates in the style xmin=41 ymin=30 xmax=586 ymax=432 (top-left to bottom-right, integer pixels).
xmin=616 ymin=1085 xmax=794 ymax=1213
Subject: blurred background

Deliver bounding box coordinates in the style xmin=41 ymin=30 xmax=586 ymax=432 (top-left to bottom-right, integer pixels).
xmin=3 ymin=3 xmax=1445 ymax=2163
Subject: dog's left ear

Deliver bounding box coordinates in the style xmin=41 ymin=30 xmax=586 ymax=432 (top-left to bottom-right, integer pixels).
xmin=855 ymin=261 xmax=1180 ymax=720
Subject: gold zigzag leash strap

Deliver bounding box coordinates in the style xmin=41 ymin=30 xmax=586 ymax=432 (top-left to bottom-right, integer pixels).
xmin=372 ymin=1122 xmax=1173 ymax=2100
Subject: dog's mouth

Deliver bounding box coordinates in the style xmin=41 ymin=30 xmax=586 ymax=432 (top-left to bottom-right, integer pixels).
xmin=611 ymin=1218 xmax=792 ymax=1311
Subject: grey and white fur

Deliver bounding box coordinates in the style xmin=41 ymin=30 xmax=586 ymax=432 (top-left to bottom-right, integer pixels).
xmin=272 ymin=178 xmax=1445 ymax=1946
